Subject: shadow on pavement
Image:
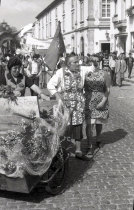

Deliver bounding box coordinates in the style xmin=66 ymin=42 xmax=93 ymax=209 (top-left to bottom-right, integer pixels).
xmin=99 ymin=128 xmax=128 ymax=146
xmin=64 ymin=156 xmax=94 ymax=191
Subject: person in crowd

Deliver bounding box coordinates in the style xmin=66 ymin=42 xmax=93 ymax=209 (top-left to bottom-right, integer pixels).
xmin=4 ymin=56 xmax=49 ymax=100
xmin=23 ymin=54 xmax=42 ymax=96
xmin=39 ymin=56 xmax=47 ymax=89
xmin=79 ymin=53 xmax=84 ymax=65
xmin=87 ymin=53 xmax=93 ymax=66
xmin=101 ymin=53 xmax=110 ymax=72
xmin=109 ymin=53 xmax=116 ymax=86
xmin=47 ymin=54 xmax=93 ymax=160
xmin=84 ymin=58 xmax=111 ymax=157
xmin=126 ymin=52 xmax=134 ymax=79
xmin=57 ymin=56 xmax=66 ymax=69
xmin=0 ymin=56 xmax=7 ymax=86
xmin=115 ymin=53 xmax=127 ymax=87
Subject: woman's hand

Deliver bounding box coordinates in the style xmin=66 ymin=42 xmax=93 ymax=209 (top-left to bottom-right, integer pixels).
xmin=40 ymin=93 xmax=50 ymax=101
xmin=96 ymin=99 xmax=107 ymax=110
xmin=13 ymin=91 xmax=21 ymax=97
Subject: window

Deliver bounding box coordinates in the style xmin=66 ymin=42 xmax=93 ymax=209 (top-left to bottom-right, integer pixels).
xmin=55 ymin=7 xmax=57 ymax=17
xmin=130 ymin=0 xmax=134 ymax=6
xmin=63 ymin=15 xmax=65 ymax=32
xmin=49 ymin=12 xmax=51 ymax=37
xmin=115 ymin=0 xmax=117 ymax=14
xmin=72 ymin=0 xmax=74 ymax=8
xmin=63 ymin=2 xmax=65 ymax=14
xmin=55 ymin=19 xmax=58 ymax=28
xmin=55 ymin=8 xmax=58 ymax=29
xmin=131 ymin=32 xmax=134 ymax=50
xmin=102 ymin=0 xmax=110 ymax=18
xmin=46 ymin=15 xmax=48 ymax=38
xmin=80 ymin=1 xmax=84 ymax=22
xmin=72 ymin=11 xmax=75 ymax=29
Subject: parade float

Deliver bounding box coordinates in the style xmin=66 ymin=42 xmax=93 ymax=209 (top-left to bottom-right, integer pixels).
xmin=0 ymin=85 xmax=69 ymax=194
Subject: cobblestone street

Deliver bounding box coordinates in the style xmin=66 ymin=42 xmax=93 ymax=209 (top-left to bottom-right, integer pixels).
xmin=0 ymin=79 xmax=134 ymax=210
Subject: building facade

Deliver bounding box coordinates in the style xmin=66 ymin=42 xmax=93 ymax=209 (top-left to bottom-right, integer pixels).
xmin=0 ymin=21 xmax=20 ymax=55
xmin=110 ymin=0 xmax=134 ymax=56
xmin=33 ymin=0 xmax=110 ymax=55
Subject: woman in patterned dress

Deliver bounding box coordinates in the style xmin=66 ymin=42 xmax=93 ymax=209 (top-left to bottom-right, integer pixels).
xmin=84 ymin=59 xmax=111 ymax=156
xmin=47 ymin=55 xmax=93 ymax=159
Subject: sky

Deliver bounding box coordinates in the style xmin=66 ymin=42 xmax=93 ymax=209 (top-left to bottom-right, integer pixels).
xmin=0 ymin=0 xmax=53 ymax=30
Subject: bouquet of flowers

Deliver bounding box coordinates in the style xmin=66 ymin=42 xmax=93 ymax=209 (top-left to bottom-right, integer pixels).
xmin=0 ymin=85 xmax=17 ymax=103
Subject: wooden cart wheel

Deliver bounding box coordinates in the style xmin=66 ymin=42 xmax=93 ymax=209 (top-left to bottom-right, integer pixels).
xmin=45 ymin=148 xmax=69 ymax=195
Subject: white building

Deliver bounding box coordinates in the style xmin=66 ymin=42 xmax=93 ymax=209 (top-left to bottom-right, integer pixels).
xmin=33 ymin=0 xmax=111 ymax=55
xmin=110 ymin=0 xmax=134 ymax=56
xmin=19 ymin=23 xmax=33 ymax=53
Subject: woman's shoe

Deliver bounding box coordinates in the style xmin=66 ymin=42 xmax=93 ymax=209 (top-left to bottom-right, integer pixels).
xmin=75 ymin=151 xmax=91 ymax=161
xmin=86 ymin=148 xmax=93 ymax=158
xmin=75 ymin=150 xmax=82 ymax=157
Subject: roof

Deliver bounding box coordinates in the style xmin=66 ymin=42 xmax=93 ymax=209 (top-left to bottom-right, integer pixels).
xmin=36 ymin=0 xmax=63 ymax=19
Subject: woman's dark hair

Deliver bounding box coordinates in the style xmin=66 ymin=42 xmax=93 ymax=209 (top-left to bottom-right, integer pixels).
xmin=91 ymin=57 xmax=99 ymax=67
xmin=7 ymin=56 xmax=22 ymax=71
xmin=33 ymin=54 xmax=40 ymax=59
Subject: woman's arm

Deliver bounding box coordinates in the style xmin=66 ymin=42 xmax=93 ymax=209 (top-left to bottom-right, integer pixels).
xmin=96 ymin=72 xmax=111 ymax=109
xmin=47 ymin=68 xmax=63 ymax=96
xmin=30 ymin=84 xmax=50 ymax=100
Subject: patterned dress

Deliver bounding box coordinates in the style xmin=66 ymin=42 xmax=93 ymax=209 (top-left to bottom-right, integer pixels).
xmin=84 ymin=70 xmax=109 ymax=123
xmin=63 ymin=69 xmax=85 ymax=125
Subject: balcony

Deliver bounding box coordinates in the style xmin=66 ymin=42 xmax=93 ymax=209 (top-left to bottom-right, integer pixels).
xmin=112 ymin=14 xmax=118 ymax=23
xmin=126 ymin=6 xmax=134 ymax=17
xmin=115 ymin=19 xmax=127 ymax=29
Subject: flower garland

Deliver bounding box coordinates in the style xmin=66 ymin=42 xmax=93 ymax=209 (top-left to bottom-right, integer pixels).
xmin=0 ymin=85 xmax=17 ymax=103
xmin=0 ymin=117 xmax=52 ymax=177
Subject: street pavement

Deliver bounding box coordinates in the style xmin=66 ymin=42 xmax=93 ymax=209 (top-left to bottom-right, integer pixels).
xmin=0 ymin=79 xmax=134 ymax=210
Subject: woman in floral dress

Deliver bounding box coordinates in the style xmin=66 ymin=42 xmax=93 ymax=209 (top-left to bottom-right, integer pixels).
xmin=84 ymin=59 xmax=111 ymax=156
xmin=47 ymin=55 xmax=93 ymax=159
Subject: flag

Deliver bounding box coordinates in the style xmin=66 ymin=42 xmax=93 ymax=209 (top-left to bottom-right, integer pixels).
xmin=44 ymin=21 xmax=66 ymax=72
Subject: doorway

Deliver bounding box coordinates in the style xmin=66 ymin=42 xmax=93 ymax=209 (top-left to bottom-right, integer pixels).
xmin=101 ymin=43 xmax=110 ymax=54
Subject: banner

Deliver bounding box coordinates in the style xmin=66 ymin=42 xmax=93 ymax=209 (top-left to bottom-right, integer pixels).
xmin=44 ymin=21 xmax=66 ymax=72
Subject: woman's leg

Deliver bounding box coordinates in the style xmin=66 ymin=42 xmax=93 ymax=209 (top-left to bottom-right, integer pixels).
xmin=95 ymin=124 xmax=102 ymax=147
xmin=75 ymin=140 xmax=81 ymax=153
xmin=86 ymin=123 xmax=93 ymax=149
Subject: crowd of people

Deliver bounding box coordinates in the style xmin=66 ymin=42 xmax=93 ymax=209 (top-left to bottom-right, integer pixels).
xmin=0 ymin=49 xmax=133 ymax=160
xmin=0 ymin=52 xmax=49 ymax=99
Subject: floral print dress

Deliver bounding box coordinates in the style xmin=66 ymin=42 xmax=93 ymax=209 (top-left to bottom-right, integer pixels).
xmin=84 ymin=70 xmax=109 ymax=123
xmin=63 ymin=69 xmax=85 ymax=125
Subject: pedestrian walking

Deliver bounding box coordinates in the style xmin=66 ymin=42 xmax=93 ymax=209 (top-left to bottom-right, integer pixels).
xmin=84 ymin=58 xmax=111 ymax=157
xmin=115 ymin=53 xmax=127 ymax=87
xmin=23 ymin=54 xmax=42 ymax=96
xmin=126 ymin=52 xmax=134 ymax=79
xmin=47 ymin=54 xmax=93 ymax=160
xmin=101 ymin=53 xmax=110 ymax=72
xmin=109 ymin=53 xmax=116 ymax=86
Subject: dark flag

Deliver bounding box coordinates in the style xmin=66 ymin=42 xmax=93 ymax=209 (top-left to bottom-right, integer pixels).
xmin=44 ymin=21 xmax=66 ymax=72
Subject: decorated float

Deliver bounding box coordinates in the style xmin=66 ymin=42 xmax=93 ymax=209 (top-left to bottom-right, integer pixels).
xmin=0 ymin=85 xmax=69 ymax=194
